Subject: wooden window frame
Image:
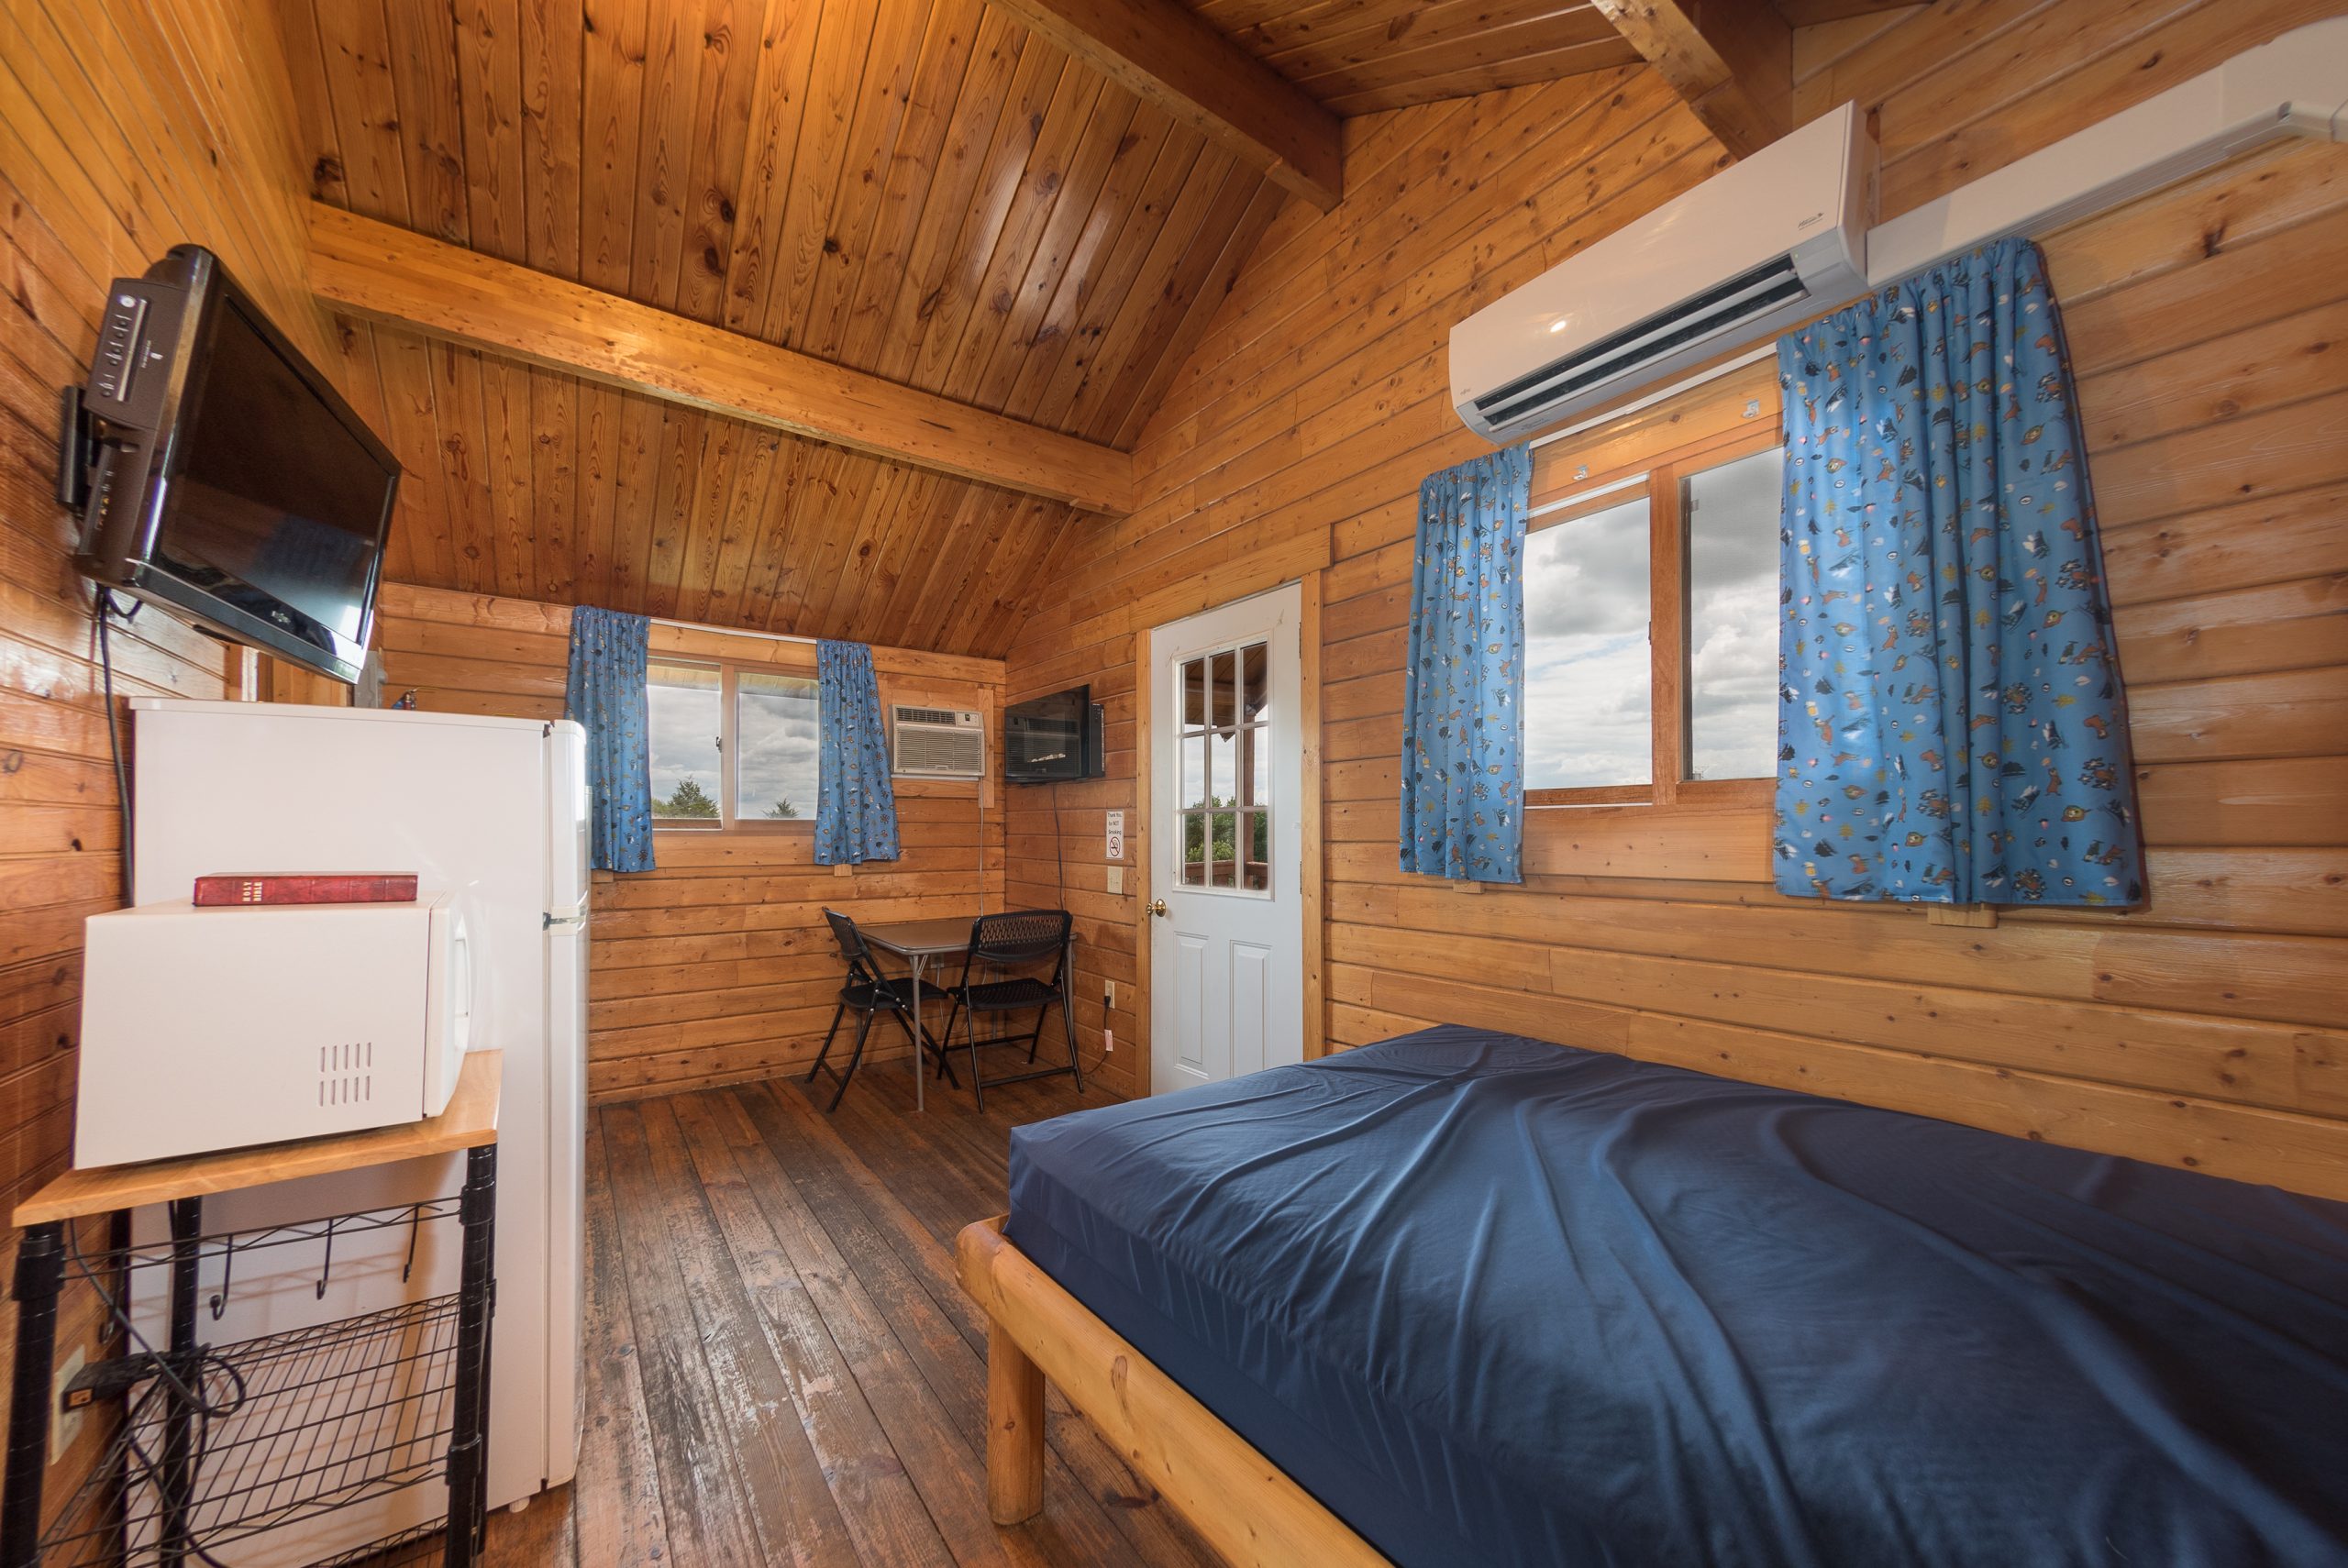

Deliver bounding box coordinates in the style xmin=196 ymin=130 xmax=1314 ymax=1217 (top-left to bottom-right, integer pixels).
xmin=1524 ymin=419 xmax=1784 ymax=813
xmin=648 ymin=655 xmax=821 ymax=833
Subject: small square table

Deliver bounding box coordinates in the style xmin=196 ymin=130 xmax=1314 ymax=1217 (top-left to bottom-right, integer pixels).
xmin=857 ymin=914 xmax=1073 ymax=1111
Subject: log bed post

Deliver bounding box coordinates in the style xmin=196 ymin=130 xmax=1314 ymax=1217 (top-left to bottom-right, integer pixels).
xmin=956 ymin=1215 xmax=1390 ymax=1566
xmin=986 ymin=1317 xmax=1048 ymax=1524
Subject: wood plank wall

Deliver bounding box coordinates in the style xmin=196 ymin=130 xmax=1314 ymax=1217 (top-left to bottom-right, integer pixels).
xmin=1000 ymin=0 xmax=2348 ymax=1197
xmin=0 ymin=0 xmax=330 ymax=1523
xmin=374 ymin=582 xmax=1009 ymax=1101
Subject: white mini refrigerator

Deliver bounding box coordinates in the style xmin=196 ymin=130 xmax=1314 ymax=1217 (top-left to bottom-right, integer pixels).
xmin=126 ymin=700 xmax=587 ymax=1551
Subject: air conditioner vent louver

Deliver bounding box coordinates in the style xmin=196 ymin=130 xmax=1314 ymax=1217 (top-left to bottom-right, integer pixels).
xmin=1472 ymin=257 xmax=1810 ymax=428
xmin=891 ymin=704 xmax=985 ymax=779
xmin=1451 ymin=103 xmax=1872 ymax=441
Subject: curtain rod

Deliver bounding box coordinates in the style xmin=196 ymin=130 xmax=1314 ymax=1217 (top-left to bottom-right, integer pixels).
xmin=648 ymin=615 xmax=817 ymax=647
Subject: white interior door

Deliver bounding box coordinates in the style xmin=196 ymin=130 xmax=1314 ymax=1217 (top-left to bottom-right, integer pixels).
xmin=1149 ymin=584 xmax=1304 ymax=1095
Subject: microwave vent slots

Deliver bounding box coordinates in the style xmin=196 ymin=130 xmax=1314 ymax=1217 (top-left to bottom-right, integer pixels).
xmin=319 ymin=1041 xmax=373 ymax=1108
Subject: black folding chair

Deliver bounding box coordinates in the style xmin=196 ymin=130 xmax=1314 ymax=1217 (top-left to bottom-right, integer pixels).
xmin=805 ymin=908 xmax=957 ymax=1112
xmin=936 ymin=910 xmax=1081 ymax=1112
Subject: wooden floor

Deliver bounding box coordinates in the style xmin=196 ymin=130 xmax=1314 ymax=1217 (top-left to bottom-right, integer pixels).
xmin=478 ymin=1061 xmax=1216 ymax=1568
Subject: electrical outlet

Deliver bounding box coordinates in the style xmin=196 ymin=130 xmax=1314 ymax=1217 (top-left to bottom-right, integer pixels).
xmin=1105 ymin=866 xmax=1124 ymax=895
xmin=1103 ymin=979 xmax=1117 ymax=1010
xmin=51 ymin=1343 xmax=84 ymax=1463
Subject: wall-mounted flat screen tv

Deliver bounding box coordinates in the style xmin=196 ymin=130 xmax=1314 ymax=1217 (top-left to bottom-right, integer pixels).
xmin=65 ymin=245 xmax=400 ymax=685
xmin=1005 ymin=685 xmax=1103 ymax=784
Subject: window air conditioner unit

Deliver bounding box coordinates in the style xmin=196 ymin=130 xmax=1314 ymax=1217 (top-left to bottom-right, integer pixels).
xmin=891 ymin=704 xmax=985 ymax=778
xmin=1450 ymin=103 xmax=1873 ymax=443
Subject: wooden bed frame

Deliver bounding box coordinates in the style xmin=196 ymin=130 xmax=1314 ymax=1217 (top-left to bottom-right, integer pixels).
xmin=956 ymin=1216 xmax=1390 ymax=1567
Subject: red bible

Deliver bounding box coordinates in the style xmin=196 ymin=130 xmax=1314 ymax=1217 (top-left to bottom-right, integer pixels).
xmin=192 ymin=874 xmax=420 ymax=907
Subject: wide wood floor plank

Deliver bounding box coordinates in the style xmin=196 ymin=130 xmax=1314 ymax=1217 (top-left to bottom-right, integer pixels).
xmin=487 ymin=1069 xmax=1200 ymax=1568
xmin=546 ymin=1113 xmax=664 ymax=1568
xmin=698 ymin=1088 xmax=1065 ymax=1568
xmin=597 ymin=1102 xmax=799 ymax=1566
xmin=635 ymin=1096 xmax=866 ymax=1568
xmin=748 ymin=1082 xmax=1221 ymax=1568
xmin=672 ymin=1088 xmax=966 ymax=1568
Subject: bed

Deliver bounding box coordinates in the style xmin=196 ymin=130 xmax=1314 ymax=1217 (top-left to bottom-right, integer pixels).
xmin=959 ymin=1025 xmax=2348 ymax=1567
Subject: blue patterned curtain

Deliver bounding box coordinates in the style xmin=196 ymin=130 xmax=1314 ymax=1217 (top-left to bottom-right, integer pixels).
xmin=564 ymin=607 xmax=655 ymax=873
xmin=814 ymin=639 xmax=900 ymax=865
xmin=1400 ymin=445 xmax=1531 ymax=884
xmin=1776 ymin=237 xmax=2143 ymax=907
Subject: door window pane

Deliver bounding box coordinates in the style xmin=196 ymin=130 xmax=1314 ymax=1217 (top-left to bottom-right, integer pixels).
xmin=1181 ymin=734 xmax=1208 ymax=809
xmin=1209 ymin=810 xmax=1236 ymax=887
xmin=1523 ymin=497 xmax=1653 ymax=790
xmin=1685 ymin=448 xmax=1782 ymax=781
xmin=1174 ymin=638 xmax=1273 ymax=895
xmin=648 ymin=662 xmax=722 ymax=819
xmin=737 ymin=669 xmax=819 ymax=821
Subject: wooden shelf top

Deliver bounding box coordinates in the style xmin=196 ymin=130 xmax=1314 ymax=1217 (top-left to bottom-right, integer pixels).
xmin=15 ymin=1051 xmax=503 ymax=1227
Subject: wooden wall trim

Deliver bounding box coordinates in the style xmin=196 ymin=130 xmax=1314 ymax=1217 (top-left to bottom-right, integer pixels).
xmin=308 ymin=205 xmax=1138 ymax=515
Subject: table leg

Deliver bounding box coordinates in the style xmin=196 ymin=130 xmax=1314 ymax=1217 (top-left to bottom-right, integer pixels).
xmin=912 ymin=955 xmax=926 ymax=1113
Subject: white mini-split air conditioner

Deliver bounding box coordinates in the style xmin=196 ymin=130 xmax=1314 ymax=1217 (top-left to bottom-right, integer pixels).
xmin=1449 ymin=20 xmax=2348 ymax=447
xmin=1451 ymin=103 xmax=1872 ymax=442
xmin=891 ymin=704 xmax=986 ymax=778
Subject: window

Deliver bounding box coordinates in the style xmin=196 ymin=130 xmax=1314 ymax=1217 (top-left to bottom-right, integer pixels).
xmin=1178 ymin=641 xmax=1271 ymax=891
xmin=648 ymin=658 xmax=820 ymax=828
xmin=1523 ymin=426 xmax=1783 ymax=808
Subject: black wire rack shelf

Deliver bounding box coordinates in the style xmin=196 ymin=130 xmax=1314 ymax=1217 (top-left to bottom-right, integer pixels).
xmin=4 ymin=1147 xmax=498 ymax=1568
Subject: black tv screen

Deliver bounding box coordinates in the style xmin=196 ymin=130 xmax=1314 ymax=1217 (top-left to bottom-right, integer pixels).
xmin=1005 ymin=686 xmax=1103 ymax=783
xmin=70 ymin=246 xmax=398 ymax=684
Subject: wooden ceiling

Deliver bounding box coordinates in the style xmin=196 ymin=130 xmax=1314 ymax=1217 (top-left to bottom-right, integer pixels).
xmin=1188 ymin=0 xmax=1641 ymax=115
xmin=273 ymin=0 xmax=1878 ymax=655
xmin=276 ymin=0 xmax=1288 ymax=653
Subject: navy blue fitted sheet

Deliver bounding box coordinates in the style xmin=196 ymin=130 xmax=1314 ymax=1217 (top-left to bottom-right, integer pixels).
xmin=1005 ymin=1026 xmax=2348 ymax=1567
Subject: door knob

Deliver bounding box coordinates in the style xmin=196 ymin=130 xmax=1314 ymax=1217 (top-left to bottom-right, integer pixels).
xmin=1150 ymin=899 xmax=1168 ymax=917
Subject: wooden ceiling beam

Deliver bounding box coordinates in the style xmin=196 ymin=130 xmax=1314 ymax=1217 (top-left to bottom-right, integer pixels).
xmin=306 ymin=204 xmax=1136 ymax=516
xmin=1771 ymin=0 xmax=1919 ymax=23
xmin=984 ymin=0 xmax=1344 ymax=210
xmin=1590 ymin=0 xmax=1792 ymax=160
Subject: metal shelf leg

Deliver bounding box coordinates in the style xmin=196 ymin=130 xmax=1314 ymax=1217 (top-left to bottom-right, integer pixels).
xmin=442 ymin=1145 xmax=496 ymax=1568
xmin=2 ymin=1223 xmax=64 ymax=1568
xmin=159 ymin=1198 xmax=202 ymax=1568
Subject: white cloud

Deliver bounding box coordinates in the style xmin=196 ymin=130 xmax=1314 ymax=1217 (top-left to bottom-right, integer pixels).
xmin=1525 ymin=631 xmax=1651 ymax=790
xmin=1686 ymin=447 xmax=1784 ymax=780
xmin=1524 ymin=497 xmax=1648 ymax=640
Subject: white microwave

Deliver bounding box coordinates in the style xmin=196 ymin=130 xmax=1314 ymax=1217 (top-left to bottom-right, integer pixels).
xmin=76 ymin=895 xmax=472 ymax=1168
